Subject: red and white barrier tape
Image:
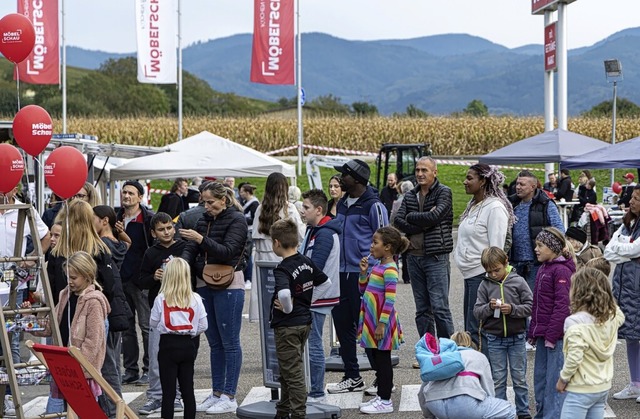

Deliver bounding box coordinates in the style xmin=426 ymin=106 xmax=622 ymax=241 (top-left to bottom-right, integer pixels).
xmin=267 ymin=144 xmax=543 ymax=172
xmin=149 ymin=188 xmax=169 ymax=195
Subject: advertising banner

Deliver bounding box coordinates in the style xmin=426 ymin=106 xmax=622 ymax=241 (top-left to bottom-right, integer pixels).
xmin=15 ymin=0 xmax=59 ymax=84
xmin=250 ymin=0 xmax=295 ymax=85
xmin=544 ymin=22 xmax=557 ymax=72
xmin=135 ymin=0 xmax=177 ymax=84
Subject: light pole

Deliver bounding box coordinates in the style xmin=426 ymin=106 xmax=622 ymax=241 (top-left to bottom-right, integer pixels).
xmin=604 ymin=59 xmax=622 ymax=187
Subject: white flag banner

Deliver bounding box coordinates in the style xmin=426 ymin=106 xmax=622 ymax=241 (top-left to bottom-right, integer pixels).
xmin=135 ymin=0 xmax=177 ymax=84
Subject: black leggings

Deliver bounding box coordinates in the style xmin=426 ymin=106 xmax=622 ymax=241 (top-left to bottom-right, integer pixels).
xmin=158 ymin=334 xmax=197 ymax=419
xmin=365 ymin=348 xmax=393 ymax=400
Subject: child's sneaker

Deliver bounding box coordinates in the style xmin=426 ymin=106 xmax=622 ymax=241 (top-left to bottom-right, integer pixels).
xmin=360 ymin=396 xmax=380 ymax=408
xmin=614 ymin=383 xmax=640 ymax=399
xmin=327 ymin=376 xmax=365 ymax=394
xmin=360 ymin=398 xmax=393 ymax=414
xmin=206 ymin=394 xmax=237 ymax=414
xmin=4 ymin=395 xmax=15 ymax=417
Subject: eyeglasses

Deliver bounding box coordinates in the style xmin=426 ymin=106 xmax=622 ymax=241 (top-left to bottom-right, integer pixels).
xmin=73 ymin=193 xmax=87 ymax=199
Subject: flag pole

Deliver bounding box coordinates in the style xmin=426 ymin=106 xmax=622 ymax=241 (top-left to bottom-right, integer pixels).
xmin=61 ymin=0 xmax=67 ymax=133
xmin=296 ymin=0 xmax=303 ymax=176
xmin=177 ymin=0 xmax=183 ymax=141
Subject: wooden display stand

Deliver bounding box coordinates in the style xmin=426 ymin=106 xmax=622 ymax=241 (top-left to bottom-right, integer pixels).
xmin=0 ymin=203 xmax=65 ymax=417
xmin=26 ymin=341 xmax=137 ymax=419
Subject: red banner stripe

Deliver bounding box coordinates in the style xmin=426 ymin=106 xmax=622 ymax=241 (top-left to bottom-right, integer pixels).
xmin=250 ymin=0 xmax=295 ymax=85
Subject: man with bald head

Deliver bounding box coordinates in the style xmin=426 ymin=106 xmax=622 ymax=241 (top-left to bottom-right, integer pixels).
xmin=394 ymin=157 xmax=454 ymax=342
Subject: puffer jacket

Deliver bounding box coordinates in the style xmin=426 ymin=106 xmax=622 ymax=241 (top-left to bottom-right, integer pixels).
xmin=604 ymin=222 xmax=640 ymax=339
xmin=182 ymin=206 xmax=248 ymax=286
xmin=528 ymin=256 xmax=576 ymax=343
xmin=393 ymin=179 xmax=453 ymax=256
xmin=301 ymin=216 xmax=342 ymax=308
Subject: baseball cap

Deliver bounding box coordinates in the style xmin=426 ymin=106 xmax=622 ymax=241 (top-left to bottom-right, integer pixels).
xmin=623 ymin=173 xmax=635 ymax=181
xmin=334 ymin=159 xmax=371 ymax=185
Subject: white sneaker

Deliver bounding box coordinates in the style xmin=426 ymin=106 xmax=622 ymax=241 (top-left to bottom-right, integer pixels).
xmin=360 ymin=398 xmax=393 ymax=414
xmin=206 ymin=395 xmax=237 ymax=414
xmin=244 ymin=281 xmax=252 ymax=290
xmin=360 ymin=395 xmax=380 ymax=408
xmin=4 ymin=395 xmax=15 ymax=417
xmin=307 ymin=395 xmax=326 ymax=403
xmin=613 ymin=383 xmax=640 ymax=400
xmin=197 ymin=392 xmax=220 ymax=412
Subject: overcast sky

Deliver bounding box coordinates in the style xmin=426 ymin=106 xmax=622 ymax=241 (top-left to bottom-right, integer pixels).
xmin=0 ymin=0 xmax=636 ymax=53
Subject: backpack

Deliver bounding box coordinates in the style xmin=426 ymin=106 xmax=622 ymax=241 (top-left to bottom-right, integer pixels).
xmin=414 ymin=333 xmax=464 ymax=382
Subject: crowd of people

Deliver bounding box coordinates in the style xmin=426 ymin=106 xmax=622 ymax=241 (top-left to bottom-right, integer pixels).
xmin=0 ymin=160 xmax=638 ymax=419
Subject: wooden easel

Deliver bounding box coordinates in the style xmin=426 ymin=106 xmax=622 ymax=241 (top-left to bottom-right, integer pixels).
xmin=0 ymin=203 xmax=64 ymax=418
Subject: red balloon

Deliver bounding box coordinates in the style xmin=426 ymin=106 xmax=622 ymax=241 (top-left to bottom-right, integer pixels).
xmin=0 ymin=144 xmax=24 ymax=194
xmin=0 ymin=13 xmax=36 ymax=64
xmin=44 ymin=147 xmax=87 ymax=199
xmin=612 ymin=181 xmax=622 ymax=194
xmin=13 ymin=105 xmax=53 ymax=157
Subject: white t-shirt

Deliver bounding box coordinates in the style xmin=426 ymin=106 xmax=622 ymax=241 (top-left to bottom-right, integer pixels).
xmin=150 ymin=292 xmax=208 ymax=337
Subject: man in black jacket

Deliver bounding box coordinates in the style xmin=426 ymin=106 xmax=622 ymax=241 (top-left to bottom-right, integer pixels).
xmin=116 ymin=181 xmax=155 ymax=385
xmin=394 ymin=157 xmax=454 ymax=342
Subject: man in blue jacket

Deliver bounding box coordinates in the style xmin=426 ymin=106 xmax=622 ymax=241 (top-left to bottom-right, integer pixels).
xmin=327 ymin=159 xmax=388 ymax=394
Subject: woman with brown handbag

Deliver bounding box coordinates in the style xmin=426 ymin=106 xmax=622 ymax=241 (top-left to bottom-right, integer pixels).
xmin=180 ymin=181 xmax=247 ymax=415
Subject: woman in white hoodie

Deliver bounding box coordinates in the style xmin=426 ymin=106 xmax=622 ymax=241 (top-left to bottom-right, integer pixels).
xmin=454 ymin=164 xmax=515 ymax=347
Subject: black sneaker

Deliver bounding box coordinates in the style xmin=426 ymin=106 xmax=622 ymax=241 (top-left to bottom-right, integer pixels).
xmin=327 ymin=376 xmax=365 ymax=394
xmin=122 ymin=373 xmax=140 ymax=384
xmin=135 ymin=373 xmax=149 ymax=386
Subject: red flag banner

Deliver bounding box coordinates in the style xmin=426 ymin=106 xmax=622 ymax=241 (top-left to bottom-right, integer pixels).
xmin=15 ymin=0 xmax=60 ymax=84
xmin=250 ymin=0 xmax=295 ymax=85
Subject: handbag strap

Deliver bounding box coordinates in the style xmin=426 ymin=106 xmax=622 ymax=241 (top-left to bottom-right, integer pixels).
xmin=203 ymin=221 xmax=241 ymax=271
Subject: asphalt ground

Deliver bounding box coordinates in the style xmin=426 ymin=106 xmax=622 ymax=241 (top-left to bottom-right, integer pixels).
xmin=16 ymin=229 xmax=640 ymax=419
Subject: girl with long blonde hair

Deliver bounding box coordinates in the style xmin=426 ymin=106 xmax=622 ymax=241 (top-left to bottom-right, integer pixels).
xmin=47 ymin=199 xmax=131 ymax=417
xmin=556 ymin=268 xmax=624 ymax=418
xmin=151 ymin=258 xmax=207 ymax=419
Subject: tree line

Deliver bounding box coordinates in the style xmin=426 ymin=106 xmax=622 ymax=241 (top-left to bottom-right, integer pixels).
xmin=1 ymin=57 xmax=637 ymax=118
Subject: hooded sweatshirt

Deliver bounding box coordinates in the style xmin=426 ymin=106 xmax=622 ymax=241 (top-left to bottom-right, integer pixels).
xmin=560 ymin=307 xmax=625 ymax=393
xmin=454 ymin=197 xmax=509 ymax=278
xmin=473 ymin=267 xmax=532 ymax=337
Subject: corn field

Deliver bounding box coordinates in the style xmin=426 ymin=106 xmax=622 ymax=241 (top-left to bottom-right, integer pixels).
xmin=55 ymin=116 xmax=640 ymax=156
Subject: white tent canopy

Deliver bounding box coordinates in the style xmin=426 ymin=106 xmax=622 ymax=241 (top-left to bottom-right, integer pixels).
xmin=110 ymin=131 xmax=296 ymax=180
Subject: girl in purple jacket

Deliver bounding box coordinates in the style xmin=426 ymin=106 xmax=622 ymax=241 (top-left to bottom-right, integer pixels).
xmin=527 ymin=227 xmax=576 ymax=419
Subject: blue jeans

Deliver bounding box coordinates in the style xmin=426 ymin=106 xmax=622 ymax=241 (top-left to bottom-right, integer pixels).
xmin=485 ymin=333 xmax=529 ymax=416
xmin=197 ymin=287 xmax=244 ymax=397
xmin=308 ymin=310 xmax=327 ymax=398
xmin=533 ymin=337 xmax=566 ymax=419
xmin=426 ymin=394 xmax=516 ymax=419
xmin=560 ymin=390 xmax=608 ymax=419
xmin=407 ymin=254 xmax=454 ymax=338
xmin=512 ymin=261 xmax=539 ymax=295
xmin=463 ymin=273 xmax=485 ymax=347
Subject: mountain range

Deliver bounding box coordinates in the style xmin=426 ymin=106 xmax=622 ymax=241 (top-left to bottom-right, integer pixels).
xmin=66 ymin=27 xmax=640 ymax=116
